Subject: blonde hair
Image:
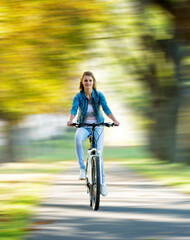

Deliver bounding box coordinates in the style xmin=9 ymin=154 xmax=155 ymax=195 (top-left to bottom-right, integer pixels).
xmin=79 ymin=71 xmax=97 ymax=90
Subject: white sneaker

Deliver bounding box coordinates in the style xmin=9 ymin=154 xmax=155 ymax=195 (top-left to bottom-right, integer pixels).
xmin=79 ymin=169 xmax=86 ymax=180
xmin=101 ymin=184 xmax=108 ymax=196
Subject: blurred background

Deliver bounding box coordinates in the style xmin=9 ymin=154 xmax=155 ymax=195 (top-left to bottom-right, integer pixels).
xmin=0 ymin=0 xmax=190 ymax=164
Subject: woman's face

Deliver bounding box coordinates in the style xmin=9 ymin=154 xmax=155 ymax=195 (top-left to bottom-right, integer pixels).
xmin=82 ymin=75 xmax=94 ymax=91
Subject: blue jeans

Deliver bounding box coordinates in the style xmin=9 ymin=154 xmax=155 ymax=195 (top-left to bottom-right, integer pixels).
xmin=75 ymin=127 xmax=105 ymax=184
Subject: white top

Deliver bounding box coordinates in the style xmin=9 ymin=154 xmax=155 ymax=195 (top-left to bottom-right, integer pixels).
xmin=84 ymin=104 xmax=98 ymax=124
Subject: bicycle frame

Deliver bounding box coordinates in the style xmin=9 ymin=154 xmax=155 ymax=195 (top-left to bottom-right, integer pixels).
xmin=86 ymin=125 xmax=102 ymax=185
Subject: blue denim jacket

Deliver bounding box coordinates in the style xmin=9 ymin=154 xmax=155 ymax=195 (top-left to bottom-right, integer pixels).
xmin=70 ymin=89 xmax=112 ymax=124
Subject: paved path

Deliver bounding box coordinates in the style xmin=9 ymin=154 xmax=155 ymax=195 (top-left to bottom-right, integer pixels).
xmin=27 ymin=162 xmax=190 ymax=240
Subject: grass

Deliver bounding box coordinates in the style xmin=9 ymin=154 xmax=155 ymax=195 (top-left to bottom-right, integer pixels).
xmin=10 ymin=138 xmax=190 ymax=193
xmin=0 ymin=191 xmax=40 ymax=240
xmin=14 ymin=127 xmax=150 ymax=162
xmin=0 ymin=162 xmax=66 ymax=240
xmin=120 ymin=156 xmax=190 ymax=194
xmin=10 ymin=127 xmax=190 ymax=194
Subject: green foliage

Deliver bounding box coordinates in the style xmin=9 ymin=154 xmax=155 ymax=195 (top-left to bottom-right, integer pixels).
xmin=0 ymin=162 xmax=64 ymax=239
xmin=97 ymin=0 xmax=178 ymax=118
xmin=0 ymin=0 xmax=180 ymax=120
xmin=0 ymin=0 xmax=108 ymax=121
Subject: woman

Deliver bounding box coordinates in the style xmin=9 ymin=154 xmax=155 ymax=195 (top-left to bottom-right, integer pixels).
xmin=67 ymin=71 xmax=119 ymax=196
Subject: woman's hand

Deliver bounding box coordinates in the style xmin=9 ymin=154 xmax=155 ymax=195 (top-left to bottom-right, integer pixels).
xmin=108 ymin=113 xmax=120 ymax=126
xmin=67 ymin=120 xmax=73 ymax=127
xmin=113 ymin=120 xmax=120 ymax=126
xmin=67 ymin=114 xmax=75 ymax=127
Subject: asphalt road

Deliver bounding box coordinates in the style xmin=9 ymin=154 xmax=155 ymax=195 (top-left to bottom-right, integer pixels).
xmin=27 ymin=162 xmax=190 ymax=240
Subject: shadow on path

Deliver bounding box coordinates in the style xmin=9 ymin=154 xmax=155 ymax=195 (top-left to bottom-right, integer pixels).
xmin=41 ymin=202 xmax=190 ymax=218
xmin=27 ymin=163 xmax=190 ymax=240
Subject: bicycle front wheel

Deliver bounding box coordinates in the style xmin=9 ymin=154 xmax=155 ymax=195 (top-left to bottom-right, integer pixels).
xmin=90 ymin=156 xmax=101 ymax=211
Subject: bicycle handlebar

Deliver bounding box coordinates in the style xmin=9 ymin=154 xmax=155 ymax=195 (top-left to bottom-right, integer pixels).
xmin=69 ymin=122 xmax=116 ymax=128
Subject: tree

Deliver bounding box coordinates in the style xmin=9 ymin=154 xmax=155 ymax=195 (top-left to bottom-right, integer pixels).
xmin=137 ymin=0 xmax=190 ymax=162
xmin=0 ymin=0 xmax=108 ymax=162
xmin=100 ymin=0 xmax=190 ymax=163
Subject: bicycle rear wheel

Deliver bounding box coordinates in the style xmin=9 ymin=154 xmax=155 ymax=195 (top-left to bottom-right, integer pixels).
xmin=90 ymin=156 xmax=100 ymax=211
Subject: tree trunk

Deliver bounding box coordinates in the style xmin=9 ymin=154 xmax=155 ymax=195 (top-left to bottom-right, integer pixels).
xmin=175 ymin=87 xmax=190 ymax=164
xmin=149 ymin=96 xmax=179 ymax=162
xmin=5 ymin=121 xmax=16 ymax=162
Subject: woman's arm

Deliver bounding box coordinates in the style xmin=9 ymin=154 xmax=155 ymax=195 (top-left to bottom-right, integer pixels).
xmin=99 ymin=92 xmax=120 ymax=126
xmin=99 ymin=92 xmax=112 ymax=116
xmin=108 ymin=113 xmax=120 ymax=126
xmin=67 ymin=94 xmax=79 ymax=127
xmin=67 ymin=114 xmax=75 ymax=126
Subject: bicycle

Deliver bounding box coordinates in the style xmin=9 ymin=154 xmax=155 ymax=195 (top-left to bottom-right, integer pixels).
xmin=70 ymin=122 xmax=115 ymax=211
